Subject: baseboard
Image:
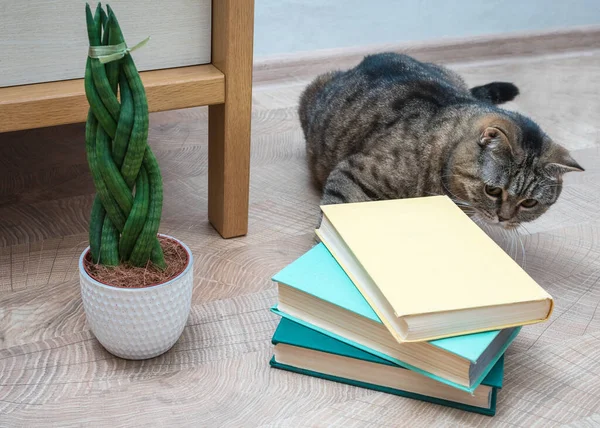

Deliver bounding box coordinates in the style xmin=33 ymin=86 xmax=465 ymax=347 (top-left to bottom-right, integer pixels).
xmin=252 ymin=25 xmax=600 ymax=86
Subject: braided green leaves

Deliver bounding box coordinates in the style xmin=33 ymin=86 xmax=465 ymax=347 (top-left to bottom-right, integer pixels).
xmin=84 ymin=3 xmax=165 ymax=270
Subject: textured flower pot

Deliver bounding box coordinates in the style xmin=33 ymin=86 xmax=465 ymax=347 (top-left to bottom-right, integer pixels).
xmin=79 ymin=234 xmax=193 ymax=360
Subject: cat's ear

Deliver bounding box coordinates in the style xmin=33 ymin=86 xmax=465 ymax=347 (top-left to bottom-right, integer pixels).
xmin=478 ymin=127 xmax=513 ymax=154
xmin=544 ymin=144 xmax=584 ymax=176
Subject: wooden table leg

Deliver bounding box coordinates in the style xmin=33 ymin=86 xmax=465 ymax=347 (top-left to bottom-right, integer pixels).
xmin=208 ymin=0 xmax=254 ymax=238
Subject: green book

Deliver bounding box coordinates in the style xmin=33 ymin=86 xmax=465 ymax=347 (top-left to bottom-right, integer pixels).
xmin=271 ymin=318 xmax=503 ymax=416
xmin=272 ymin=243 xmax=519 ymax=392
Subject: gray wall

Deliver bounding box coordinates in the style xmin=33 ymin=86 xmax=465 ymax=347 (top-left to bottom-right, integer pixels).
xmin=254 ymin=0 xmax=600 ymax=57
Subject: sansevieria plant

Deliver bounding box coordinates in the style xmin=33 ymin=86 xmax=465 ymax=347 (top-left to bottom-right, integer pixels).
xmin=84 ymin=2 xmax=165 ymax=269
xmin=79 ymin=3 xmax=194 ymax=360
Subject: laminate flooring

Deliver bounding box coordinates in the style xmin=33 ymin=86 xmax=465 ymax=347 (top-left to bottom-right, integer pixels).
xmin=1 ymin=49 xmax=600 ymax=426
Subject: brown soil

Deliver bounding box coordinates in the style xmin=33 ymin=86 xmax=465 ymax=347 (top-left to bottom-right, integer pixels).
xmin=83 ymin=236 xmax=190 ymax=288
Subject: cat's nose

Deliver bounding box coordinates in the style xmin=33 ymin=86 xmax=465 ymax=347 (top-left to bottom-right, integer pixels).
xmin=498 ymin=215 xmax=509 ymax=222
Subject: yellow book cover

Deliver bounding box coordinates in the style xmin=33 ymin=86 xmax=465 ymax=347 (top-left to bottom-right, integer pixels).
xmin=316 ymin=195 xmax=553 ymax=343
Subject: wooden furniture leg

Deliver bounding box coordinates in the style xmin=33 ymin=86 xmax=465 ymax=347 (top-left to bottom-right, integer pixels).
xmin=208 ymin=0 xmax=255 ymax=238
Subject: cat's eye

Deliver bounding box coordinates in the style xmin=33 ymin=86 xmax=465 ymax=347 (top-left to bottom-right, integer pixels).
xmin=484 ymin=185 xmax=503 ymax=198
xmin=520 ymin=199 xmax=538 ymax=208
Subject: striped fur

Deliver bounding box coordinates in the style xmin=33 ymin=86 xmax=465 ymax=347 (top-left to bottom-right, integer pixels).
xmin=300 ymin=53 xmax=583 ymax=227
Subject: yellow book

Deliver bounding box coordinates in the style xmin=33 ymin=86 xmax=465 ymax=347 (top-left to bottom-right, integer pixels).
xmin=316 ymin=195 xmax=553 ymax=343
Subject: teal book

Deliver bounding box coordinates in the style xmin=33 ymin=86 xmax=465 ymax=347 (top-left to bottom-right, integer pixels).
xmin=271 ymin=243 xmax=519 ymax=393
xmin=270 ymin=318 xmax=503 ymax=416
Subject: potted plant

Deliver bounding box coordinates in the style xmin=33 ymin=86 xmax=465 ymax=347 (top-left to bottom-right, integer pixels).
xmin=78 ymin=3 xmax=193 ymax=360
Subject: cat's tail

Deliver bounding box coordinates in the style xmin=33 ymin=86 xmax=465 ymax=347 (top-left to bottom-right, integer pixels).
xmin=470 ymin=82 xmax=519 ymax=105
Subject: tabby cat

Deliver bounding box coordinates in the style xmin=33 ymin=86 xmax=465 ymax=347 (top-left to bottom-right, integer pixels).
xmin=299 ymin=53 xmax=583 ymax=228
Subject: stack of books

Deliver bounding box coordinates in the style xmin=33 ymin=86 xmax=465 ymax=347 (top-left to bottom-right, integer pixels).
xmin=269 ymin=195 xmax=553 ymax=416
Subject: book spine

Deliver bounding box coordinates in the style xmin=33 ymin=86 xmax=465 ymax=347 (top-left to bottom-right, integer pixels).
xmin=269 ymin=357 xmax=496 ymax=416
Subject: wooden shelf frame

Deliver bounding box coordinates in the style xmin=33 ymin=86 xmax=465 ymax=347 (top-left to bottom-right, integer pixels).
xmin=0 ymin=0 xmax=254 ymax=239
xmin=0 ymin=65 xmax=225 ymax=133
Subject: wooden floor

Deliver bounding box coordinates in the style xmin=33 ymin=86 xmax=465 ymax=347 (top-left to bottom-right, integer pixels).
xmin=1 ymin=47 xmax=600 ymax=427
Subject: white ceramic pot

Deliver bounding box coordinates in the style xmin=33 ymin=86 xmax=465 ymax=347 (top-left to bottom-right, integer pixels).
xmin=79 ymin=235 xmax=193 ymax=360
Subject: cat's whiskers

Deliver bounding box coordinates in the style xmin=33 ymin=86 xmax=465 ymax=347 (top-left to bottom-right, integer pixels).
xmin=452 ymin=202 xmax=478 ymax=217
xmin=492 ymin=226 xmax=525 ymax=268
xmin=471 ymin=213 xmax=491 ymax=232
xmin=450 ymin=198 xmax=469 ymax=204
xmin=477 ymin=209 xmax=498 ymax=224
xmin=493 ymin=223 xmax=515 ymax=259
xmin=518 ymin=223 xmax=533 ymax=236
xmin=509 ymin=228 xmax=518 ymax=261
xmin=475 ymin=219 xmax=524 ymax=267
xmin=516 ymin=230 xmax=527 ymax=270
xmin=453 ymin=201 xmax=472 ymax=208
xmin=424 ymin=191 xmax=473 ymax=212
xmin=439 ymin=181 xmax=469 ymax=207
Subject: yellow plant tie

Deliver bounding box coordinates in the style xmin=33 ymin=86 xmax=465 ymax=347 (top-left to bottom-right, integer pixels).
xmin=88 ymin=36 xmax=150 ymax=64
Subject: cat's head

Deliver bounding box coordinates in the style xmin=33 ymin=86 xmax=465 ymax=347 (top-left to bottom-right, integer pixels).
xmin=447 ymin=111 xmax=583 ymax=228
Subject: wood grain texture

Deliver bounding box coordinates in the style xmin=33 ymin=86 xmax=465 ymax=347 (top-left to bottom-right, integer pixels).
xmin=1 ymin=47 xmax=600 ymax=426
xmin=208 ymin=0 xmax=255 ymax=238
xmin=0 ymin=65 xmax=225 ymax=133
xmin=0 ymin=0 xmax=212 ymax=87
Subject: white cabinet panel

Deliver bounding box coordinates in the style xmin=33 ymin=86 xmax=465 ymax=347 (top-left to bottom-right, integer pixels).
xmin=0 ymin=0 xmax=211 ymax=87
